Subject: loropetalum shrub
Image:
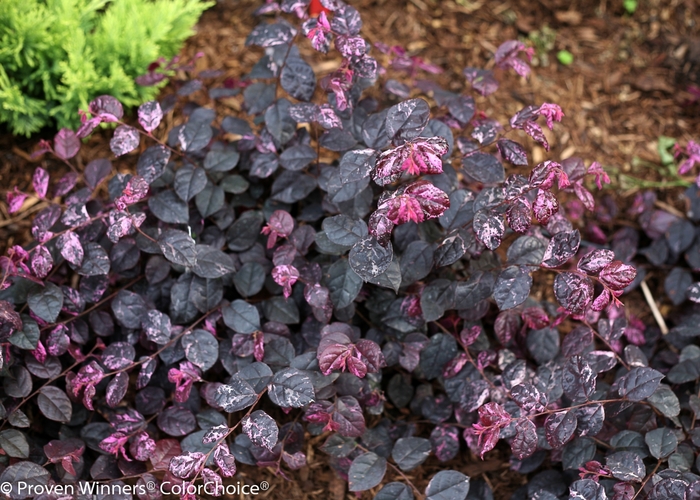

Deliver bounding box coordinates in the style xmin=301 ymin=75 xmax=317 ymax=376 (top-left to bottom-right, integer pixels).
xmin=4 ymin=1 xmax=698 ymax=499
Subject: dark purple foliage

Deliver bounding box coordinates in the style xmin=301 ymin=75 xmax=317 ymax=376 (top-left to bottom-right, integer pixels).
xmin=3 ymin=3 xmax=694 ymax=500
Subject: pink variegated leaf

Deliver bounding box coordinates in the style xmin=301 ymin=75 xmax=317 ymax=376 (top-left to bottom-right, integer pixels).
xmin=304 ymin=283 xmax=330 ymax=308
xmin=7 ymin=187 xmax=28 ymax=214
xmin=99 ymin=432 xmax=130 ymax=460
xmin=591 ymin=289 xmax=612 ymax=311
xmin=110 ymin=125 xmax=140 ymax=157
xmin=54 ymin=172 xmax=79 ymax=197
xmin=213 ymin=443 xmax=236 ymax=477
xmin=31 ymin=139 xmax=53 ymax=159
xmin=368 ymin=210 xmax=395 ymax=246
xmin=529 ymin=160 xmax=561 ymax=189
xmin=506 ymin=197 xmax=532 ymax=233
xmin=303 ymin=12 xmax=332 ymax=53
xmin=538 ymin=103 xmax=564 ymax=130
xmin=335 ymin=36 xmax=367 ymax=57
xmin=203 ymin=424 xmax=229 ymax=444
xmin=587 ymin=161 xmax=611 ymax=190
xmin=573 ymin=183 xmax=595 ymax=211
xmin=31 ymin=339 xmax=47 ymax=364
xmin=460 ymin=325 xmax=482 ymax=346
xmin=105 ymin=372 xmax=129 ymax=407
xmin=54 ymin=128 xmax=81 ymax=160
xmin=76 ymin=116 xmax=101 ymax=139
xmin=578 ymin=249 xmax=615 ymax=274
xmin=347 ymin=356 xmax=368 ymax=378
xmin=401 ymin=179 xmax=450 ymax=219
xmin=33 ymin=167 xmax=49 ymax=198
xmin=138 ymin=101 xmax=163 ymax=132
xmin=523 ymin=121 xmax=549 ymax=151
xmin=57 ymin=231 xmax=84 ymax=266
xmin=262 ymin=210 xmax=295 ymax=249
xmin=169 ymin=451 xmax=206 ymax=479
xmin=253 ymin=330 xmax=265 ymax=362
xmin=473 ymin=209 xmax=505 ymax=250
xmin=373 ymin=137 xmax=447 ymax=185
xmin=201 ymin=468 xmax=223 ymax=496
xmin=272 ymin=265 xmax=300 ymax=299
xmin=31 ymin=245 xmax=53 ymax=278
xmin=533 ymin=189 xmax=559 ymax=224
xmin=380 ymin=194 xmax=424 ymax=224
xmin=283 ymin=451 xmax=307 ymax=470
xmin=130 ymin=431 xmax=156 ymax=462
xmin=45 ymin=438 xmax=84 ymax=475
xmin=318 ymin=343 xmax=352 ymax=375
xmin=355 ymin=339 xmax=385 ymax=373
xmin=316 ymin=104 xmax=343 ymax=129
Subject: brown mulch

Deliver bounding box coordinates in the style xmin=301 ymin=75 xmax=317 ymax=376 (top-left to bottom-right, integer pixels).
xmin=0 ymin=0 xmax=699 ymax=498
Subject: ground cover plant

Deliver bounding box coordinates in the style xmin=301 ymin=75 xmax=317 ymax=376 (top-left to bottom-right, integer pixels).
xmin=1 ymin=0 xmax=700 ymax=499
xmin=0 ymin=0 xmax=212 ymax=137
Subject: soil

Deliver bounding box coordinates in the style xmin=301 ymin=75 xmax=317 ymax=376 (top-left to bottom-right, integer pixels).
xmin=0 ymin=0 xmax=699 ymax=498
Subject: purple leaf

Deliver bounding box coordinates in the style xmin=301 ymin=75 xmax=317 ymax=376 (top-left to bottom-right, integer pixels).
xmin=110 ymin=125 xmax=140 ymax=157
xmin=562 ymin=356 xmax=596 ymax=402
xmin=598 ymin=261 xmax=637 ymax=291
xmin=497 ymin=138 xmax=528 ymax=166
xmin=541 ymin=229 xmax=581 ymax=268
xmin=242 ymin=410 xmax=279 ymax=450
xmin=89 ymin=95 xmax=124 ymax=122
xmin=53 ymin=172 xmax=78 ymax=197
xmin=617 ymin=367 xmax=664 ymax=402
xmin=553 ymin=272 xmax=594 ymax=315
xmin=510 ymin=383 xmax=547 ymax=413
xmin=385 ymin=98 xmax=431 ymax=143
xmin=462 ymin=152 xmax=505 ymax=184
xmin=355 ymin=339 xmax=385 ymax=373
xmin=463 ymin=67 xmax=499 ymax=95
xmin=544 ymin=410 xmax=577 ymax=449
xmin=511 ymin=418 xmax=538 ymax=459
xmin=57 ymin=232 xmax=84 ymax=267
xmin=494 ymin=40 xmax=534 ymax=78
xmin=54 ymin=129 xmax=81 ymax=160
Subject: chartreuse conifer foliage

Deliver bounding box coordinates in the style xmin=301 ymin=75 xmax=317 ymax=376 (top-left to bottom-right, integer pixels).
xmin=0 ymin=0 xmax=212 ymax=136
